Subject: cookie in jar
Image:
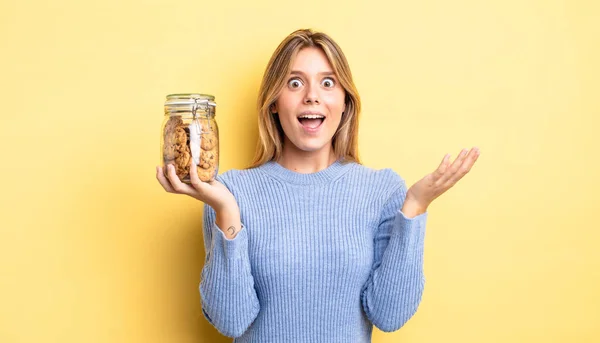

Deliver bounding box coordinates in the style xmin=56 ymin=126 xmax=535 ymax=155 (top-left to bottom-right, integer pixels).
xmin=160 ymin=94 xmax=219 ymax=183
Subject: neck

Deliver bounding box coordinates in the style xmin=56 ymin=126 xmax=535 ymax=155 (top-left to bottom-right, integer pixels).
xmin=278 ymin=141 xmax=337 ymax=174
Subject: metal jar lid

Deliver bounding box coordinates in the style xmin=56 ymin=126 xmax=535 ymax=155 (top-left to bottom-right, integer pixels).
xmin=164 ymin=93 xmax=216 ymax=116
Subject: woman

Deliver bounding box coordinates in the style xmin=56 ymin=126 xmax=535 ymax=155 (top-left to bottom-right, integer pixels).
xmin=156 ymin=29 xmax=480 ymax=342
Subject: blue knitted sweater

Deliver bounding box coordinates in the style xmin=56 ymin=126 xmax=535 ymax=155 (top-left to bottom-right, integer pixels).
xmin=200 ymin=159 xmax=428 ymax=342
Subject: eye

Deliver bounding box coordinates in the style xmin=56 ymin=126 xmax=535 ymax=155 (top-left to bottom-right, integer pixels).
xmin=288 ymin=78 xmax=303 ymax=89
xmin=321 ymin=77 xmax=335 ymax=88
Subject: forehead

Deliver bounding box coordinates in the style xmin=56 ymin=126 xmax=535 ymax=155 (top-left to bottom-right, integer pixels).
xmin=290 ymin=47 xmax=333 ymax=73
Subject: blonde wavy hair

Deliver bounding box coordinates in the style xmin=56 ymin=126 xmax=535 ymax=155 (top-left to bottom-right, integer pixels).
xmin=247 ymin=29 xmax=362 ymax=169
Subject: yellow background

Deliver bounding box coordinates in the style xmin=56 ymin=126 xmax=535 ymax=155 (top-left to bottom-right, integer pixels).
xmin=1 ymin=0 xmax=598 ymax=342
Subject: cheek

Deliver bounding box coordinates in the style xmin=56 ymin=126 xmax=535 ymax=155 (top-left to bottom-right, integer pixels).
xmin=325 ymin=92 xmax=346 ymax=113
xmin=275 ymin=91 xmax=298 ymax=111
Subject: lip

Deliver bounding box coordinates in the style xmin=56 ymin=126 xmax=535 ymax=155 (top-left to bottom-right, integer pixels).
xmin=297 ymin=111 xmax=326 ymax=119
xmin=297 ymin=111 xmax=326 ymax=134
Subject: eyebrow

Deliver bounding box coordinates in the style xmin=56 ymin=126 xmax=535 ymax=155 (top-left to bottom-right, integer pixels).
xmin=290 ymin=70 xmax=336 ymax=77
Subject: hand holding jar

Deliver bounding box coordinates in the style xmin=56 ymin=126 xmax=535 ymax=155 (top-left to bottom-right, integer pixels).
xmin=156 ymin=162 xmax=237 ymax=214
xmin=156 ymin=94 xmax=241 ymax=237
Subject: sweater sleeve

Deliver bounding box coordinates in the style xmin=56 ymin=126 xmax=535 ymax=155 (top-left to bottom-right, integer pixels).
xmin=199 ymin=202 xmax=260 ymax=338
xmin=360 ymin=179 xmax=428 ymax=332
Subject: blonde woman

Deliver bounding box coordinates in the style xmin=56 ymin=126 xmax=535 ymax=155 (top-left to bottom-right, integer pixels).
xmin=157 ymin=29 xmax=480 ymax=342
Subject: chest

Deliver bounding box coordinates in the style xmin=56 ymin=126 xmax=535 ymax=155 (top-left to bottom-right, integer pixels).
xmin=240 ymin=190 xmax=380 ymax=287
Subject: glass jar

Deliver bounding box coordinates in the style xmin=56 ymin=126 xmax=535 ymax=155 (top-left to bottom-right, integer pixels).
xmin=161 ymin=94 xmax=219 ymax=183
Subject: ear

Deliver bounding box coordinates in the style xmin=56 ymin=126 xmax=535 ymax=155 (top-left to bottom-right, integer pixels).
xmin=270 ymin=103 xmax=278 ymax=114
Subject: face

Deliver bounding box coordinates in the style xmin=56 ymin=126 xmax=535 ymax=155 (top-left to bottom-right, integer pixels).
xmin=272 ymin=47 xmax=346 ymax=156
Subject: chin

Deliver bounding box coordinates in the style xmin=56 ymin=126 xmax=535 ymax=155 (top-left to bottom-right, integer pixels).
xmin=292 ymin=139 xmax=332 ymax=153
xmin=299 ymin=145 xmax=325 ymax=153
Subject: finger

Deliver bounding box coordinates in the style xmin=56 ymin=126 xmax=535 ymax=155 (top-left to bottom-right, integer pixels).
xmin=445 ymin=147 xmax=480 ymax=186
xmin=156 ymin=166 xmax=175 ymax=193
xmin=166 ymin=164 xmax=195 ymax=195
xmin=456 ymin=147 xmax=479 ymax=175
xmin=439 ymin=148 xmax=470 ymax=184
xmin=432 ymin=153 xmax=451 ymax=180
xmin=189 ymin=162 xmax=209 ymax=193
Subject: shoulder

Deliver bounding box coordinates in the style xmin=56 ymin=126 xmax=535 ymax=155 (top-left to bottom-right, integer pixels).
xmin=338 ymin=162 xmax=408 ymax=206
xmin=215 ymin=166 xmax=260 ymax=188
xmin=345 ymin=162 xmax=407 ymax=190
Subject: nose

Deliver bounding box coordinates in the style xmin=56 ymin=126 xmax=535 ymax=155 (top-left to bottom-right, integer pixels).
xmin=303 ymin=84 xmax=320 ymax=105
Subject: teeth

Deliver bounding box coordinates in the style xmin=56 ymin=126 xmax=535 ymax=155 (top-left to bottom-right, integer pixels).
xmin=298 ymin=115 xmax=325 ymax=119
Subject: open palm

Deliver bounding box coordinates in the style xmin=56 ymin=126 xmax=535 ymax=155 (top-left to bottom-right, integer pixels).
xmin=407 ymin=147 xmax=480 ymax=209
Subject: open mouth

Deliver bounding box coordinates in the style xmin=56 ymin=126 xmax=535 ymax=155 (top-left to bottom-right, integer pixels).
xmin=298 ymin=114 xmax=325 ymax=130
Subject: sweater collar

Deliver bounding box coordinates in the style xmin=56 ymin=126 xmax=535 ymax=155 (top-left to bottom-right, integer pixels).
xmin=259 ymin=158 xmax=354 ymax=185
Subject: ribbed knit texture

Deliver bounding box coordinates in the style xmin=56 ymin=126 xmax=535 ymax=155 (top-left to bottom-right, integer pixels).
xmin=199 ymin=159 xmax=428 ymax=342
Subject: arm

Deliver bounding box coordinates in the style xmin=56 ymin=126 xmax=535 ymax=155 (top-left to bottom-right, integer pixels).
xmin=199 ymin=202 xmax=260 ymax=338
xmin=360 ymin=180 xmax=428 ymax=332
xmin=361 ymin=147 xmax=478 ymax=331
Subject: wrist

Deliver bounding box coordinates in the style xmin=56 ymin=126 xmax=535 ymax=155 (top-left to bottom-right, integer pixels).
xmin=212 ymin=199 xmax=239 ymax=213
xmin=402 ymin=195 xmax=428 ymax=218
xmin=215 ymin=208 xmax=242 ymax=239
